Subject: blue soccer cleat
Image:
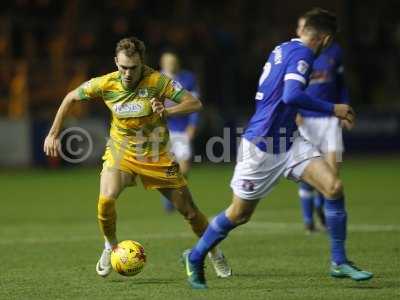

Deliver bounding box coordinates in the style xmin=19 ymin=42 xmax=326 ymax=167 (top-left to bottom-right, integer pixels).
xmin=330 ymin=261 xmax=373 ymax=281
xmin=181 ymin=249 xmax=207 ymax=289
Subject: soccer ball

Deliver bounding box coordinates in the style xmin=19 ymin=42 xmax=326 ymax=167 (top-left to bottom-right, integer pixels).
xmin=111 ymin=240 xmax=146 ymax=277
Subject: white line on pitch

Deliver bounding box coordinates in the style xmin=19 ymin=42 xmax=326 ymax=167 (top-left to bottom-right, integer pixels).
xmin=0 ymin=221 xmax=399 ymax=245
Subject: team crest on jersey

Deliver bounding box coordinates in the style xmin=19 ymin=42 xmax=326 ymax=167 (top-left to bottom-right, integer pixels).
xmin=138 ymin=88 xmax=149 ymax=98
xmin=172 ymin=80 xmax=183 ymax=91
xmin=297 ymin=60 xmax=309 ymax=75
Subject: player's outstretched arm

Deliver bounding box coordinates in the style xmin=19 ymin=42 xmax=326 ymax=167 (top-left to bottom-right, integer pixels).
xmin=43 ymin=89 xmax=81 ymax=157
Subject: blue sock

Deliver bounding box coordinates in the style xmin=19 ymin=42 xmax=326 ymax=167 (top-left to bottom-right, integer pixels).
xmin=324 ymin=197 xmax=347 ymax=264
xmin=314 ymin=192 xmax=325 ymax=209
xmin=161 ymin=196 xmax=174 ymax=212
xmin=299 ymin=182 xmax=314 ymax=225
xmin=189 ymin=211 xmax=236 ymax=264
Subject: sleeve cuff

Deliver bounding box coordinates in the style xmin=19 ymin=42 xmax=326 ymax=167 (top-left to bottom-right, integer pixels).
xmin=170 ymin=89 xmax=186 ymax=103
xmin=77 ymin=88 xmax=88 ymax=101
xmin=284 ymin=73 xmax=306 ymax=84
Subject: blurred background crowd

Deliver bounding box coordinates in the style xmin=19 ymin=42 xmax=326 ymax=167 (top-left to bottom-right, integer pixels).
xmin=1 ymin=0 xmax=400 ymax=166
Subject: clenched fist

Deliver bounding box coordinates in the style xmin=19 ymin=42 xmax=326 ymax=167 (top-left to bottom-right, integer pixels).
xmin=334 ymin=104 xmax=355 ymax=124
xmin=150 ymin=98 xmax=165 ymax=117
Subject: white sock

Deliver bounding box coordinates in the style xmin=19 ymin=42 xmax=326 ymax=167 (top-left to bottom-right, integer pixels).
xmin=104 ymin=237 xmax=117 ymax=250
xmin=209 ymin=247 xmax=223 ymax=258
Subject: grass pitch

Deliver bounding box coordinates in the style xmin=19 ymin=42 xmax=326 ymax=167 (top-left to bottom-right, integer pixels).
xmin=1 ymin=157 xmax=399 ymax=299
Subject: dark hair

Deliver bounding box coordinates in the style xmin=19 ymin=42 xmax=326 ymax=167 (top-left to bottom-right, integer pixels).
xmin=302 ymin=8 xmax=337 ymax=36
xmin=115 ymin=37 xmax=146 ymax=60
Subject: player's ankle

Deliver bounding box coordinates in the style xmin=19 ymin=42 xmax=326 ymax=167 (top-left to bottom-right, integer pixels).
xmin=104 ymin=237 xmax=118 ymax=250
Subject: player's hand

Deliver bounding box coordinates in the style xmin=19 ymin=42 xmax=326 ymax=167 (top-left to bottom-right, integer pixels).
xmin=150 ymin=98 xmax=165 ymax=117
xmin=334 ymin=104 xmax=355 ymax=124
xmin=186 ymin=125 xmax=196 ymax=141
xmin=295 ymin=113 xmax=304 ymax=126
xmin=341 ymin=119 xmax=354 ymax=130
xmin=43 ymin=134 xmax=60 ymax=157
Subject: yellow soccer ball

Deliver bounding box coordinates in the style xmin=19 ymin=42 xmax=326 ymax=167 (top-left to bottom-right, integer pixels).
xmin=111 ymin=240 xmax=146 ymax=277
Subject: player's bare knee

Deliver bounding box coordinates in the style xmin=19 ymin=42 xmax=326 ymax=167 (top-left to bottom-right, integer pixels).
xmin=100 ymin=185 xmax=121 ymax=199
xmin=231 ymin=210 xmax=252 ymax=225
xmin=235 ymin=215 xmax=251 ymax=225
xmin=102 ymin=191 xmax=118 ymax=199
xmin=325 ymin=178 xmax=343 ymax=199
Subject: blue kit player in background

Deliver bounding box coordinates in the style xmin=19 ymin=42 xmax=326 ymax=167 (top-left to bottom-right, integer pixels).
xmin=296 ymin=10 xmax=353 ymax=233
xmin=182 ymin=9 xmax=373 ymax=289
xmin=159 ymin=51 xmax=200 ymax=213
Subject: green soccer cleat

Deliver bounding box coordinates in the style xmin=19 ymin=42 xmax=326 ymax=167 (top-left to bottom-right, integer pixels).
xmin=330 ymin=261 xmax=373 ymax=281
xmin=181 ymin=249 xmax=207 ymax=289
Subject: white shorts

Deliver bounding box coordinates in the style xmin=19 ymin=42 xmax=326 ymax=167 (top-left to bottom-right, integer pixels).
xmin=169 ymin=131 xmax=192 ymax=161
xmin=230 ymin=137 xmax=320 ymax=200
xmin=299 ymin=116 xmax=343 ymax=153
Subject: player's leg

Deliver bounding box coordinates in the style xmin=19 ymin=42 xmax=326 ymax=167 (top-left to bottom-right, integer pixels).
xmin=96 ymin=167 xmax=133 ymax=277
xmin=301 ymin=158 xmax=373 ymax=281
xmin=159 ymin=186 xmax=232 ymax=278
xmin=98 ymin=167 xmax=132 ymax=248
xmin=161 ymin=159 xmax=191 ymax=213
xmin=161 ymin=132 xmax=192 ymax=213
xmin=313 ymin=191 xmax=326 ymax=228
xmin=178 ymin=159 xmax=191 ymax=175
xmin=182 ymin=137 xmax=280 ymax=288
xmin=315 ymin=151 xmax=340 ymax=228
xmin=189 ymin=194 xmax=259 ymax=262
xmin=183 ymin=194 xmax=259 ymax=288
xmin=299 ymin=181 xmax=316 ymax=233
xmin=297 ymin=117 xmax=318 ymax=232
xmin=159 ymin=186 xmax=209 ymax=238
xmin=314 ymin=117 xmax=343 ymax=228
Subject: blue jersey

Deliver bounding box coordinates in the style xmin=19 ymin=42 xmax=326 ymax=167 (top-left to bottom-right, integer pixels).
xmin=300 ymin=42 xmax=350 ymax=118
xmin=244 ymin=39 xmax=315 ymax=153
xmin=164 ymin=70 xmax=199 ymax=132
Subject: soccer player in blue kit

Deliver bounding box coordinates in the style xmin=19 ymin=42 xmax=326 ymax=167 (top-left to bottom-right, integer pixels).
xmin=296 ymin=10 xmax=353 ymax=233
xmin=182 ymin=9 xmax=373 ymax=289
xmin=159 ymin=51 xmax=200 ymax=212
